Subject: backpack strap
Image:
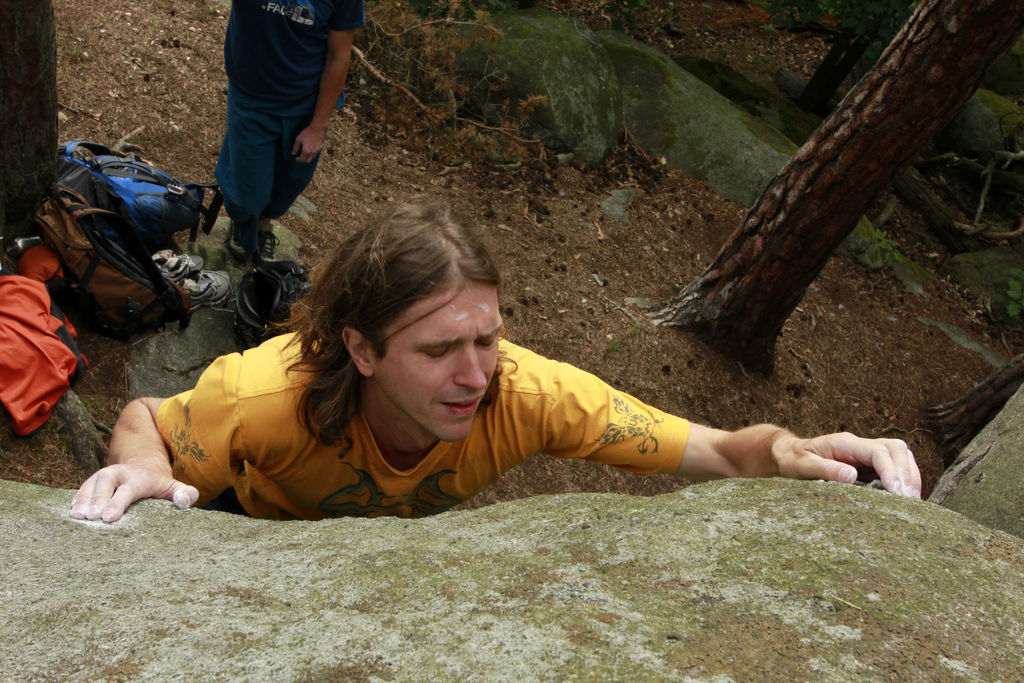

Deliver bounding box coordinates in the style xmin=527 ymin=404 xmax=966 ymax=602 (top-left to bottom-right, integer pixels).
xmin=63 ymin=139 xmax=115 ymax=160
xmin=188 ymin=183 xmax=223 ymax=242
xmin=47 ymin=296 xmax=88 ymax=385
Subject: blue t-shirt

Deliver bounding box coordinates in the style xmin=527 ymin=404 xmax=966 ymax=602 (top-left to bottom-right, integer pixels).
xmin=224 ymin=0 xmax=365 ymax=108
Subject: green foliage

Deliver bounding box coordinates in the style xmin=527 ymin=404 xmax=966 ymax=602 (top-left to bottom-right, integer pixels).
xmin=1006 ymin=268 xmax=1024 ymax=319
xmin=766 ymin=0 xmax=912 ymax=47
xmin=874 ymin=229 xmax=900 ymax=265
xmin=860 ymin=225 xmax=901 ymax=269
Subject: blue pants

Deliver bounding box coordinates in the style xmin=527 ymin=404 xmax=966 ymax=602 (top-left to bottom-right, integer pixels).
xmin=215 ymin=89 xmax=321 ymax=254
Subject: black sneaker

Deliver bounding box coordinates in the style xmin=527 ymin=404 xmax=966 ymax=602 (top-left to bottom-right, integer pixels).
xmin=225 ymin=221 xmax=250 ymax=264
xmin=257 ymin=229 xmax=279 ymax=263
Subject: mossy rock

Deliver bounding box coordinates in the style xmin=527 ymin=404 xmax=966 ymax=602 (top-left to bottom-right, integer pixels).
xmin=984 ymin=35 xmax=1024 ymax=97
xmin=674 ymin=55 xmax=822 ymax=144
xmin=596 ymin=29 xmax=795 ymax=208
xmin=456 ymin=8 xmax=622 ymax=165
xmin=943 ymin=243 xmax=1024 ymax=326
xmin=3 ymin=478 xmax=1023 ymax=679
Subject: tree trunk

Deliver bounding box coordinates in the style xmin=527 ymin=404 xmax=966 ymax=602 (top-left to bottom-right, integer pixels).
xmin=798 ymin=29 xmax=870 ymax=117
xmin=655 ymin=0 xmax=1024 ymax=374
xmin=926 ymin=353 xmax=1024 ymax=465
xmin=892 ymin=167 xmax=966 ymax=252
xmin=0 ymin=0 xmax=58 ymax=238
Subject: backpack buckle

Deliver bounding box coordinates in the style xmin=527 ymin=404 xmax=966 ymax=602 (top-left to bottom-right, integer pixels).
xmin=166 ymin=183 xmax=186 ymax=197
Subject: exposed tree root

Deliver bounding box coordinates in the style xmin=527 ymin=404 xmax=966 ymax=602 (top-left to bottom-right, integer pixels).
xmin=52 ymin=389 xmax=106 ymax=476
xmin=926 ymin=353 xmax=1024 ymax=465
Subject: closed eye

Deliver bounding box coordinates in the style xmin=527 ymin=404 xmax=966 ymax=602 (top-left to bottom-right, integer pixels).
xmin=420 ymin=326 xmax=502 ymax=358
xmin=420 ymin=345 xmax=451 ymax=358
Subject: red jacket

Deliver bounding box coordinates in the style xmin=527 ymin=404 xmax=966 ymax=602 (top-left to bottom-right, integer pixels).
xmin=0 ymin=273 xmax=86 ymax=435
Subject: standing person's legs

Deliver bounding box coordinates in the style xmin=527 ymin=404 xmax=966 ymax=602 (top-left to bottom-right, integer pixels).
xmin=215 ymin=91 xmax=280 ymax=260
xmin=263 ymin=115 xmax=322 ymax=222
xmin=252 ymin=115 xmax=322 ymax=261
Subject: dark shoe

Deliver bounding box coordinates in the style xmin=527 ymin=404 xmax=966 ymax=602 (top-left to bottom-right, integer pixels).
xmin=224 ymin=221 xmax=250 ymax=264
xmin=257 ymin=229 xmax=279 ymax=263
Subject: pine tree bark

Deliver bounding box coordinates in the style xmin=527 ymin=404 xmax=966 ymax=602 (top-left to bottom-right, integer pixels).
xmin=655 ymin=0 xmax=1024 ymax=374
xmin=0 ymin=0 xmax=58 ymax=236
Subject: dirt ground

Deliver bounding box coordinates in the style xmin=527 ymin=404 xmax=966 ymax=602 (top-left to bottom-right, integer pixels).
xmin=3 ymin=0 xmax=1019 ymax=502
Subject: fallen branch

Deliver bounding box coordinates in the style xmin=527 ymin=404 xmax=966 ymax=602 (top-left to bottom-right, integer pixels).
xmin=57 ymin=102 xmax=100 ymax=119
xmin=973 ymin=157 xmax=996 ymax=225
xmin=598 ymin=293 xmax=643 ymax=327
xmin=995 ymin=149 xmax=1024 ymax=167
xmin=952 ymin=217 xmax=1024 ymax=242
xmin=352 ymin=46 xmax=542 ymax=147
xmin=953 ymin=220 xmax=989 ymax=236
xmin=980 ymin=216 xmax=1024 ymax=241
xmin=352 ymin=45 xmax=427 ymax=111
xmin=455 ymin=116 xmax=543 ymax=146
xmin=940 ymin=156 xmax=1024 ymax=192
xmin=112 ymin=126 xmax=145 ymax=155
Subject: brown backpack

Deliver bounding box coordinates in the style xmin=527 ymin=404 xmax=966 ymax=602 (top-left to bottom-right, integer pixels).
xmin=33 ymin=186 xmax=191 ymax=339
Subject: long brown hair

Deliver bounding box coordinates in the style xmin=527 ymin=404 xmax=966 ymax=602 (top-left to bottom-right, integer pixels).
xmin=287 ymin=201 xmax=502 ymax=446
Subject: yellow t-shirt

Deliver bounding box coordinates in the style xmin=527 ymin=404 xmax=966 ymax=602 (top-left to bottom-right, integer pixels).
xmin=157 ymin=334 xmax=690 ymax=520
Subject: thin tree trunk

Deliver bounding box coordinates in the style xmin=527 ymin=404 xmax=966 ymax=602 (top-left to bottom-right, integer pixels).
xmin=0 ymin=0 xmax=58 ymax=236
xmin=798 ymin=29 xmax=870 ymax=116
xmin=655 ymin=0 xmax=1024 ymax=374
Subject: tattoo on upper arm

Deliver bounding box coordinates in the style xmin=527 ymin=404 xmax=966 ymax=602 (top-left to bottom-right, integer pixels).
xmin=599 ymin=394 xmax=662 ymax=455
xmin=166 ymin=402 xmax=210 ymax=470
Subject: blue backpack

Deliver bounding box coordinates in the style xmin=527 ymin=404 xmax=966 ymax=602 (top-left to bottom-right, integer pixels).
xmin=59 ymin=140 xmax=223 ymax=252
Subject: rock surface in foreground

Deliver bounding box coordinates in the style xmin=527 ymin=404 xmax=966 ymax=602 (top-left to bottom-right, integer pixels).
xmin=2 ymin=478 xmax=1023 ymax=681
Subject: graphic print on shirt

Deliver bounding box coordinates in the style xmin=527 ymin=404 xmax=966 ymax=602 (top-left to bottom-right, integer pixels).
xmin=167 ymin=402 xmax=211 ymax=475
xmin=599 ymin=393 xmax=662 ymax=455
xmin=262 ymin=1 xmax=315 ymax=25
xmin=319 ymin=463 xmax=462 ymax=517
